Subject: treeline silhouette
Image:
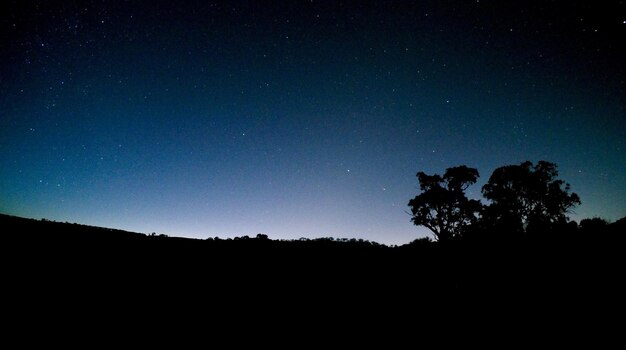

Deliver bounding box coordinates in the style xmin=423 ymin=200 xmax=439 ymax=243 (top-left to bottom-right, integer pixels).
xmin=3 ymin=161 xmax=624 ymax=332
xmin=4 ymin=213 xmax=624 ymax=335
xmin=5 ymin=212 xmax=624 ymax=289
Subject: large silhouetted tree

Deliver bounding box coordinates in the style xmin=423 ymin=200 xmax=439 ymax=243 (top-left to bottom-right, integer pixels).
xmin=481 ymin=161 xmax=580 ymax=233
xmin=408 ymin=166 xmax=482 ymax=241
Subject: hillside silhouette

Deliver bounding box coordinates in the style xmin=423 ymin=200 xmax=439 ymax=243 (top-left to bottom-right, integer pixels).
xmin=6 ymin=213 xmax=624 ymax=293
xmin=5 ymin=211 xmax=625 ymax=339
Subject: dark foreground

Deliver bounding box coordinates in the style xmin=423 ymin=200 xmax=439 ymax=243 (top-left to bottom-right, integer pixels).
xmin=3 ymin=213 xmax=624 ymax=338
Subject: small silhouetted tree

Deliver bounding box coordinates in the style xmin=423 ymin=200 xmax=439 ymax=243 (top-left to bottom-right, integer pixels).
xmin=408 ymin=166 xmax=482 ymax=242
xmin=579 ymin=217 xmax=609 ymax=232
xmin=481 ymin=161 xmax=580 ymax=233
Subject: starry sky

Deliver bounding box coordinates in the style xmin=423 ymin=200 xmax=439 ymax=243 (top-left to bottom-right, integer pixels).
xmin=1 ymin=0 xmax=624 ymax=245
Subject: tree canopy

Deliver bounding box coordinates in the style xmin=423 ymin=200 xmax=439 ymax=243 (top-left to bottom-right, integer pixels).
xmin=408 ymin=161 xmax=581 ymax=240
xmin=408 ymin=166 xmax=482 ymax=241
xmin=481 ymin=161 xmax=580 ymax=232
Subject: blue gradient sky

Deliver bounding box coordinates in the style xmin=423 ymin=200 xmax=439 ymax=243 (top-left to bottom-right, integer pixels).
xmin=1 ymin=1 xmax=624 ymax=245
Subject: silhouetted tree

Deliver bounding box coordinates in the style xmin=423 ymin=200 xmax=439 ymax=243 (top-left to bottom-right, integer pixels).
xmin=579 ymin=217 xmax=609 ymax=232
xmin=481 ymin=161 xmax=580 ymax=233
xmin=408 ymin=166 xmax=482 ymax=241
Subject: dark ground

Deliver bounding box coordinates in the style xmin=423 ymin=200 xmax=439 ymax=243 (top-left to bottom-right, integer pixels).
xmin=3 ymin=213 xmax=624 ymax=340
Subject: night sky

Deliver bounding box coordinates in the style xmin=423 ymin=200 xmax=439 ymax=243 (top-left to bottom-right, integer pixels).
xmin=1 ymin=1 xmax=624 ymax=245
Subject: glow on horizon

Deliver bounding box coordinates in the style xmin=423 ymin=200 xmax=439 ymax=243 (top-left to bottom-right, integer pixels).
xmin=1 ymin=1 xmax=624 ymax=245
